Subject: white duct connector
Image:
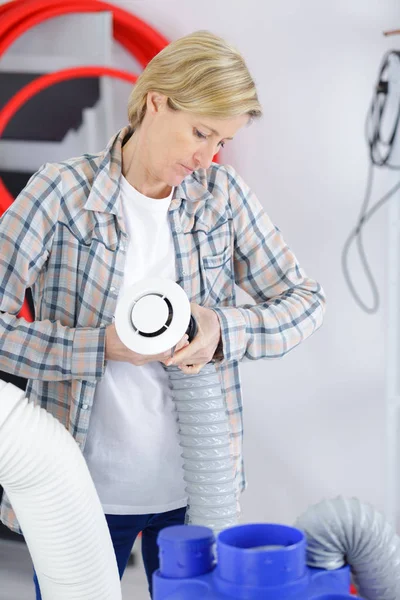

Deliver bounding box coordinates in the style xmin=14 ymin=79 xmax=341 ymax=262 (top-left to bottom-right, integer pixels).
xmin=0 ymin=380 xmax=122 ymax=600
xmin=295 ymin=496 xmax=400 ymax=600
xmin=116 ymin=278 xmax=240 ymax=533
xmin=116 ymin=278 xmax=191 ymax=355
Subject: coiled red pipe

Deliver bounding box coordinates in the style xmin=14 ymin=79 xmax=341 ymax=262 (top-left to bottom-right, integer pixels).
xmin=0 ymin=66 xmax=138 ymax=214
xmin=0 ymin=0 xmax=168 ymax=320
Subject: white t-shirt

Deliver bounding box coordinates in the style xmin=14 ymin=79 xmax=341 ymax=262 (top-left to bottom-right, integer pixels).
xmin=84 ymin=175 xmax=187 ymax=514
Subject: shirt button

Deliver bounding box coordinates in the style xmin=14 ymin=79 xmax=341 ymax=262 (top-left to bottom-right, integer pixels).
xmin=120 ymin=243 xmax=125 ymax=251
xmin=110 ymin=286 xmax=116 ymax=293
xmin=175 ymin=226 xmax=182 ymax=233
xmin=82 ymin=404 xmax=89 ymax=410
xmin=181 ymin=269 xmax=186 ymax=276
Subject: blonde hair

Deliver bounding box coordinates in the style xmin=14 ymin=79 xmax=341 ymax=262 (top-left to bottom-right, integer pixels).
xmin=127 ymin=30 xmax=262 ymax=129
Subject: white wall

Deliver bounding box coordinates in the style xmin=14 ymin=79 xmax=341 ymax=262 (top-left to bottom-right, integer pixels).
xmin=108 ymin=0 xmax=400 ymax=525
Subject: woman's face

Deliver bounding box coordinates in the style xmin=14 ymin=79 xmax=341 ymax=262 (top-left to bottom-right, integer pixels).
xmin=142 ymin=93 xmax=249 ymax=187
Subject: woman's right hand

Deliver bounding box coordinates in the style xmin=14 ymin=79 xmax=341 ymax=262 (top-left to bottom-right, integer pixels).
xmin=104 ymin=323 xmax=189 ymax=366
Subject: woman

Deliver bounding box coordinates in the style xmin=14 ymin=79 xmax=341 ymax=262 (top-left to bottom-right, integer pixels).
xmin=0 ymin=30 xmax=325 ymax=597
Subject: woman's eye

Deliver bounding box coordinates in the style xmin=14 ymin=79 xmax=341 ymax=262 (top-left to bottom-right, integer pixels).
xmin=194 ymin=129 xmax=207 ymax=139
xmin=194 ymin=128 xmax=226 ymax=148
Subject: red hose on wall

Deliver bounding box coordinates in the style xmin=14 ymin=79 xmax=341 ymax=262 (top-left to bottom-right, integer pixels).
xmin=0 ymin=67 xmax=138 ymax=214
xmin=0 ymin=0 xmax=168 ymax=321
xmin=0 ymin=0 xmax=168 ymax=64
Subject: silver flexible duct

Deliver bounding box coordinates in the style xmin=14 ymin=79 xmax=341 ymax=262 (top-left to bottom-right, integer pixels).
xmin=0 ymin=380 xmax=121 ymax=600
xmin=115 ymin=279 xmax=240 ymax=534
xmin=167 ymin=362 xmax=240 ymax=534
xmin=295 ymin=496 xmax=400 ymax=600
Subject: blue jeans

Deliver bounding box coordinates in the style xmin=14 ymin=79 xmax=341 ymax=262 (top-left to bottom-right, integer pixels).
xmin=33 ymin=506 xmax=186 ymax=599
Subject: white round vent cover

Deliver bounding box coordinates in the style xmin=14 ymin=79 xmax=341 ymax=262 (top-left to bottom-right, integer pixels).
xmin=115 ymin=278 xmax=191 ymax=355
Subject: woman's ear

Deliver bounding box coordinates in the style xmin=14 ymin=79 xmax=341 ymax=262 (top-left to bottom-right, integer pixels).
xmin=146 ymin=91 xmax=168 ymax=115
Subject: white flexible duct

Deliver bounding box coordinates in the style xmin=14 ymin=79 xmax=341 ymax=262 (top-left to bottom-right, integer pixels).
xmin=0 ymin=380 xmax=121 ymax=600
xmin=295 ymin=496 xmax=400 ymax=600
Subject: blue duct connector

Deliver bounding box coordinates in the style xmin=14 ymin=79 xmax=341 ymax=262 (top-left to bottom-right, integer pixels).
xmin=153 ymin=523 xmax=360 ymax=599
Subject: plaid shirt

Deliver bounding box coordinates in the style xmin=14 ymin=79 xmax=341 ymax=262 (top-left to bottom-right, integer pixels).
xmin=0 ymin=126 xmax=325 ymax=533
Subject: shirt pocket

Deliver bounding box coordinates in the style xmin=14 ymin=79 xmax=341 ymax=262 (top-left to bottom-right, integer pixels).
xmin=201 ymin=245 xmax=234 ymax=306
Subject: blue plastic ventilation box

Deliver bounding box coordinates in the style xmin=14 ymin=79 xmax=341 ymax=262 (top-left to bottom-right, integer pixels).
xmin=153 ymin=523 xmax=362 ymax=599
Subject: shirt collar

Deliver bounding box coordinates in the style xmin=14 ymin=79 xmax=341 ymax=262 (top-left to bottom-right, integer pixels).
xmin=83 ymin=127 xmax=127 ymax=215
xmin=83 ymin=126 xmax=220 ymax=233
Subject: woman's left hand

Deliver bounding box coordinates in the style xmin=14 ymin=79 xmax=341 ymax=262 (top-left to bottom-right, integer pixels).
xmin=164 ymin=303 xmax=221 ymax=374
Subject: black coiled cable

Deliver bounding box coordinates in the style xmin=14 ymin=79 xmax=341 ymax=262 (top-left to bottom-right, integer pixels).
xmin=342 ymin=50 xmax=400 ymax=313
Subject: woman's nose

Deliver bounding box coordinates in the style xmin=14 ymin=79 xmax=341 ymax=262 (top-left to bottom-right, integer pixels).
xmin=194 ymin=145 xmax=216 ymax=170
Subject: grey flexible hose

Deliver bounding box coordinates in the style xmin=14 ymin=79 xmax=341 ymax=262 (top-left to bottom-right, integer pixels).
xmin=166 ymin=362 xmax=240 ymax=534
xmin=115 ymin=279 xmax=239 ymax=533
xmin=295 ymin=496 xmax=400 ymax=600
